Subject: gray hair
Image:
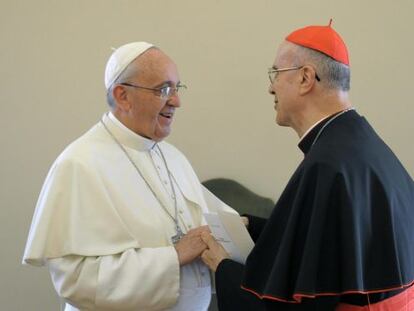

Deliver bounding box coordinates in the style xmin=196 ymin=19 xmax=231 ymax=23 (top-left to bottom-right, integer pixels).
xmin=106 ymin=47 xmax=158 ymax=108
xmin=106 ymin=86 xmax=116 ymax=108
xmin=106 ymin=61 xmax=140 ymax=108
xmin=294 ymin=45 xmax=350 ymax=91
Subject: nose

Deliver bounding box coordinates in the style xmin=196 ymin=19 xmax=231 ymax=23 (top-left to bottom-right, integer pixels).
xmin=268 ymin=83 xmax=275 ymax=95
xmin=167 ymin=92 xmax=181 ymax=108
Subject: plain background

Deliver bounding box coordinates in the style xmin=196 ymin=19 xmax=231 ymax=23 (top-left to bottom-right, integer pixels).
xmin=1 ymin=0 xmax=413 ymax=309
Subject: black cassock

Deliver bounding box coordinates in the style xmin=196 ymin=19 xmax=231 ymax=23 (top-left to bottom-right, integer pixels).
xmin=214 ymin=110 xmax=414 ymax=310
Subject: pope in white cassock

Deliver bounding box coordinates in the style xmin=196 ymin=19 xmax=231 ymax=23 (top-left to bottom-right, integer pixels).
xmin=23 ymin=42 xmax=215 ymax=310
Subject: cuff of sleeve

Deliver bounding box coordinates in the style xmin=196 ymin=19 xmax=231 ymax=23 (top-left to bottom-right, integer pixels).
xmin=96 ymin=247 xmax=180 ymax=310
xmin=159 ymin=246 xmax=181 ymax=307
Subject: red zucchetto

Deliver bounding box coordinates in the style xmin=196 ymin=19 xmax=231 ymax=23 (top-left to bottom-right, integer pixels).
xmin=285 ymin=19 xmax=349 ymax=66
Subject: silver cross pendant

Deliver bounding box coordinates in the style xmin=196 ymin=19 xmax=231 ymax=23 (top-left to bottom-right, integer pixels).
xmin=171 ymin=226 xmax=184 ymax=244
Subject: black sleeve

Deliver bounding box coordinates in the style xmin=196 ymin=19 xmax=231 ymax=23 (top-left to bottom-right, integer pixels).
xmin=215 ymin=259 xmax=266 ymax=311
xmin=215 ymin=259 xmax=339 ymax=311
xmin=244 ymin=214 xmax=267 ymax=242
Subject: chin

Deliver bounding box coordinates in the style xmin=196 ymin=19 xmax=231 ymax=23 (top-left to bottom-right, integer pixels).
xmin=153 ymin=129 xmax=171 ymax=141
xmin=275 ymin=116 xmax=288 ymax=127
xmin=275 ymin=114 xmax=282 ymax=125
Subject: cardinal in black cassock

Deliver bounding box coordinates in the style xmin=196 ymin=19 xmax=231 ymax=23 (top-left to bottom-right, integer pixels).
xmin=201 ymin=22 xmax=414 ymax=311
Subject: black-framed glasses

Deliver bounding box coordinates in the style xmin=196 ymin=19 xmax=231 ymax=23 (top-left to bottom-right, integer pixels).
xmin=268 ymin=66 xmax=320 ymax=83
xmin=119 ymin=82 xmax=187 ymax=99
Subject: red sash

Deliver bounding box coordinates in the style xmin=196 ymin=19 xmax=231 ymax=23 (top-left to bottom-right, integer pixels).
xmin=336 ymin=286 xmax=414 ymax=311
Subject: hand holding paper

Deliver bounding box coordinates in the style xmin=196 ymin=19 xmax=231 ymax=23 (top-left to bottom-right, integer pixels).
xmin=201 ymin=186 xmax=255 ymax=265
xmin=201 ymin=232 xmax=230 ymax=272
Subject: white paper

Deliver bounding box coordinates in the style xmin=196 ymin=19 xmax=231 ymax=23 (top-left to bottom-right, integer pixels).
xmin=202 ymin=186 xmax=255 ymax=264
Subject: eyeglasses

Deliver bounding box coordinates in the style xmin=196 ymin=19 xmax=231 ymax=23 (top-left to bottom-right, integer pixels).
xmin=268 ymin=66 xmax=320 ymax=83
xmin=119 ymin=82 xmax=187 ymax=99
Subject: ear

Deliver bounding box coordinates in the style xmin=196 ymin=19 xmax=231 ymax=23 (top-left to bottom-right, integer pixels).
xmin=112 ymin=85 xmax=131 ymax=112
xmin=298 ymin=66 xmax=317 ymax=95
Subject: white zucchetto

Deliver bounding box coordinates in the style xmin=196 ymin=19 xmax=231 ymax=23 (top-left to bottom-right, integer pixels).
xmin=104 ymin=41 xmax=154 ymax=90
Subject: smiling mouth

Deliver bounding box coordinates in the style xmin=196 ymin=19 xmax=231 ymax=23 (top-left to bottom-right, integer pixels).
xmin=159 ymin=112 xmax=173 ymax=119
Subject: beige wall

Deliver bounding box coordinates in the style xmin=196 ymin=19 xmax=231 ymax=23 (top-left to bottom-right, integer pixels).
xmin=1 ymin=0 xmax=413 ymax=309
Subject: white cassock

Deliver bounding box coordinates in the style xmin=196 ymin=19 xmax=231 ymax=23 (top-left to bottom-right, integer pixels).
xmin=23 ymin=112 xmax=212 ymax=311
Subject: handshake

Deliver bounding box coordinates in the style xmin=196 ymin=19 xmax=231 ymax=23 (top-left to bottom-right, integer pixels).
xmin=174 ymin=216 xmax=249 ymax=271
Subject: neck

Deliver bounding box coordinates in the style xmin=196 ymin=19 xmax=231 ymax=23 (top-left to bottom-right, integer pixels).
xmin=294 ymin=91 xmax=352 ymax=138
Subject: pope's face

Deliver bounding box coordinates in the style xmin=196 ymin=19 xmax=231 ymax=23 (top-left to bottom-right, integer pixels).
xmin=121 ymin=49 xmax=181 ymax=141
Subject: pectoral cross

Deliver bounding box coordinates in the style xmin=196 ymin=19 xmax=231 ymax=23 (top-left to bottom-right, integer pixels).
xmin=171 ymin=225 xmax=184 ymax=244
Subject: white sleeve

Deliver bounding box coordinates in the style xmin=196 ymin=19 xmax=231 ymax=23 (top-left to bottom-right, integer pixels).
xmin=47 ymin=247 xmax=180 ymax=311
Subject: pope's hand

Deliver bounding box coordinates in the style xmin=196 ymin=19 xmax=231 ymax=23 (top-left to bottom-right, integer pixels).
xmin=200 ymin=232 xmax=230 ymax=272
xmin=174 ymin=225 xmax=210 ymax=266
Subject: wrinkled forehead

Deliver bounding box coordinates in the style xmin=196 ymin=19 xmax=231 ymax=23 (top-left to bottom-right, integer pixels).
xmin=139 ymin=49 xmax=174 ymax=69
xmin=133 ymin=49 xmax=179 ymax=84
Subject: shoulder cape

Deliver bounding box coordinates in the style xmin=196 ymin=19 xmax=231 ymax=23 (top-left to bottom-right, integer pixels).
xmin=242 ymin=111 xmax=414 ymax=302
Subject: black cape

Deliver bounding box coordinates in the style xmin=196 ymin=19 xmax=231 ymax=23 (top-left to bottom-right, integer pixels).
xmin=216 ymin=110 xmax=414 ymax=310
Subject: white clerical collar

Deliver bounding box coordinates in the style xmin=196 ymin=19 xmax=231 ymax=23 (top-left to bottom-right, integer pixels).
xmin=298 ymin=115 xmax=330 ymax=144
xmin=102 ymin=112 xmax=157 ymax=151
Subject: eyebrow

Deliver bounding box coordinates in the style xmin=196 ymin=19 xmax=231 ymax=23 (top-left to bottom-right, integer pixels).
xmin=153 ymin=80 xmax=181 ymax=88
